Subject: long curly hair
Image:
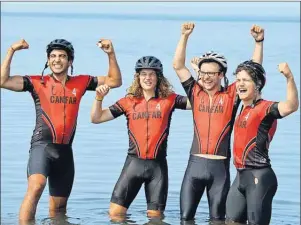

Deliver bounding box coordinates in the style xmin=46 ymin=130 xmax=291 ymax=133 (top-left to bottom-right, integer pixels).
xmin=126 ymin=72 xmax=174 ymax=98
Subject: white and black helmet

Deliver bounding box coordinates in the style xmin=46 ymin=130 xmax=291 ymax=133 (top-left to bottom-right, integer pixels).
xmin=135 ymin=56 xmax=163 ymax=74
xmin=198 ymin=51 xmax=228 ymax=74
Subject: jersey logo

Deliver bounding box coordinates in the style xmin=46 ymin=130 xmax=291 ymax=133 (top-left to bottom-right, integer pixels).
xmin=72 ymin=88 xmax=77 ymax=96
xmin=51 ymin=85 xmax=57 ymax=95
xmin=155 ymin=103 xmax=161 ymax=111
xmin=200 ymin=97 xmax=205 ymax=104
xmin=244 ymin=112 xmax=250 ymax=120
xmin=260 ymin=157 xmax=266 ymax=163
xmin=219 ymin=97 xmax=223 ymax=105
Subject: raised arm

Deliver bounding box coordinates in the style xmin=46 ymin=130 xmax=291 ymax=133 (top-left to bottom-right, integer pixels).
xmin=91 ymin=84 xmax=115 ymax=123
xmin=277 ymin=62 xmax=299 ymax=117
xmin=190 ymin=56 xmax=200 ymax=75
xmin=96 ymin=39 xmax=122 ymax=88
xmin=173 ymin=22 xmax=195 ymax=82
xmin=250 ymin=24 xmax=264 ymax=65
xmin=1 ymin=39 xmax=29 ymax=91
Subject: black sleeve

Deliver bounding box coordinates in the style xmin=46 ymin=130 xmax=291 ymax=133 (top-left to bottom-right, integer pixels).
xmin=86 ymin=76 xmax=98 ymax=91
xmin=175 ymin=94 xmax=188 ymax=110
xmin=22 ymin=76 xmax=34 ymax=92
xmin=108 ymin=102 xmax=125 ymax=118
xmin=181 ymin=76 xmax=196 ymax=105
xmin=268 ymin=102 xmax=283 ymax=119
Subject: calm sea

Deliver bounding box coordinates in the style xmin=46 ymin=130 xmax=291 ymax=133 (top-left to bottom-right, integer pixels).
xmin=1 ymin=11 xmax=300 ymax=225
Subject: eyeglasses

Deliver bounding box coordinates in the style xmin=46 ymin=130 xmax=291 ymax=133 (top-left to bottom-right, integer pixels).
xmin=198 ymin=71 xmax=221 ymax=77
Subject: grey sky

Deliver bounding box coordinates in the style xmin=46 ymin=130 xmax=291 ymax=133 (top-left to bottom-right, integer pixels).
xmin=1 ymin=2 xmax=300 ymax=17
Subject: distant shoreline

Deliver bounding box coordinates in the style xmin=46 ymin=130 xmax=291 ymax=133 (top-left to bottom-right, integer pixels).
xmin=1 ymin=11 xmax=299 ymax=23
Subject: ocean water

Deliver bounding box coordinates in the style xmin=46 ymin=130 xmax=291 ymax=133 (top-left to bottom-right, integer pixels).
xmin=1 ymin=10 xmax=300 ymax=225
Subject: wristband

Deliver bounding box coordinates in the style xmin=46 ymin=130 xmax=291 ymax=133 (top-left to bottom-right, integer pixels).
xmin=255 ymin=38 xmax=264 ymax=43
xmin=95 ymin=96 xmax=104 ymax=101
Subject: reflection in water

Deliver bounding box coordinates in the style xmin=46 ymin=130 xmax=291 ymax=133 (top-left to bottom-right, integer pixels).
xmin=109 ymin=213 xmax=138 ymax=224
xmin=109 ymin=213 xmax=172 ymax=225
xmin=144 ymin=215 xmax=171 ymax=225
xmin=180 ymin=218 xmax=247 ymax=225
xmin=38 ymin=215 xmax=80 ymax=225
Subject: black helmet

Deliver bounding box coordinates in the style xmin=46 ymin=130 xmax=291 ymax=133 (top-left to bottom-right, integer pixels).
xmin=135 ymin=56 xmax=163 ymax=74
xmin=236 ymin=60 xmax=266 ymax=91
xmin=46 ymin=39 xmax=74 ymax=61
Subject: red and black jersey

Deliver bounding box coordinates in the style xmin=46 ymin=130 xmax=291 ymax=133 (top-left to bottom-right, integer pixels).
xmin=233 ymin=99 xmax=283 ymax=169
xmin=182 ymin=77 xmax=240 ymax=158
xmin=109 ymin=93 xmax=187 ymax=159
xmin=23 ymin=74 xmax=98 ymax=145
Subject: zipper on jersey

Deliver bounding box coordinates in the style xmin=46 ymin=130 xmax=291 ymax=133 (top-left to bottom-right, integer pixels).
xmin=62 ymin=84 xmax=66 ymax=144
xmin=146 ymin=99 xmax=149 ymax=159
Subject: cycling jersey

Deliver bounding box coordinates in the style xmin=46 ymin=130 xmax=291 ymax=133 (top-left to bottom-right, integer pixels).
xmin=233 ymin=100 xmax=283 ymax=169
xmin=109 ymin=93 xmax=187 ymax=159
xmin=182 ymin=77 xmax=240 ymax=157
xmin=22 ymin=74 xmax=98 ymax=145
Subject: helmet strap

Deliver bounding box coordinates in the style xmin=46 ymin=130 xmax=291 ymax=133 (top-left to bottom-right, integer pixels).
xmin=40 ymin=62 xmax=48 ymax=84
xmin=224 ymin=76 xmax=229 ymax=90
xmin=251 ymin=87 xmax=260 ymax=108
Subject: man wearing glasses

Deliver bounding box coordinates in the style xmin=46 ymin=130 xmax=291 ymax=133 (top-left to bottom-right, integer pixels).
xmin=172 ymin=22 xmax=264 ymax=222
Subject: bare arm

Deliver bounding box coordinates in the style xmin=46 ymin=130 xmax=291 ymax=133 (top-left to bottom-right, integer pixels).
xmin=90 ymin=84 xmax=115 ymax=123
xmin=96 ymin=39 xmax=122 ymax=88
xmin=277 ymin=63 xmax=299 ymax=117
xmin=190 ymin=56 xmax=200 ymax=75
xmin=91 ymin=101 xmax=115 ymax=124
xmin=1 ymin=39 xmax=29 ymax=91
xmin=250 ymin=25 xmax=264 ymax=64
xmin=173 ymin=23 xmax=195 ymax=83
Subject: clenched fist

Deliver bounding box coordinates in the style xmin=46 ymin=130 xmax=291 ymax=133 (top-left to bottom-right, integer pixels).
xmin=97 ymin=39 xmax=115 ymax=54
xmin=251 ymin=24 xmax=264 ymax=42
xmin=96 ymin=84 xmax=110 ymax=98
xmin=182 ymin=22 xmax=195 ymax=37
xmin=278 ymin=62 xmax=293 ymax=78
xmin=10 ymin=39 xmax=29 ymax=51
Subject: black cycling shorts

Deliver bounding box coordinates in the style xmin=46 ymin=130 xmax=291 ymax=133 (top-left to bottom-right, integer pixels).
xmin=111 ymin=155 xmax=168 ymax=211
xmin=226 ymin=167 xmax=278 ymax=225
xmin=27 ymin=141 xmax=74 ymax=197
xmin=180 ymin=155 xmax=230 ymax=221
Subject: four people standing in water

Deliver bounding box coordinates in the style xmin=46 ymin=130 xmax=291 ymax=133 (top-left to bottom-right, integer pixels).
xmin=1 ymin=21 xmax=299 ymax=224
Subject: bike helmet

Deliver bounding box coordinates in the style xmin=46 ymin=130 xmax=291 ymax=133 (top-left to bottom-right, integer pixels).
xmin=236 ymin=60 xmax=266 ymax=91
xmin=135 ymin=56 xmax=163 ymax=74
xmin=198 ymin=51 xmax=227 ymax=74
xmin=46 ymin=39 xmax=74 ymax=61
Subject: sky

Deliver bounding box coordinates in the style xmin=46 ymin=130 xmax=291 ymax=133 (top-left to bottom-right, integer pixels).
xmin=1 ymin=2 xmax=300 ymax=18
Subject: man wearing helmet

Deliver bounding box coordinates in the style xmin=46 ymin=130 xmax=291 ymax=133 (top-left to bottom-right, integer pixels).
xmin=1 ymin=38 xmax=122 ymax=222
xmin=225 ymin=61 xmax=299 ymax=225
xmin=173 ymin=22 xmax=264 ymax=221
xmin=90 ymin=56 xmax=191 ymax=220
